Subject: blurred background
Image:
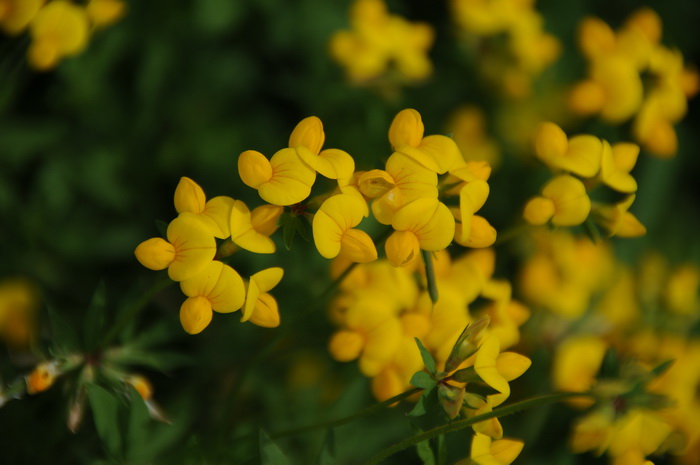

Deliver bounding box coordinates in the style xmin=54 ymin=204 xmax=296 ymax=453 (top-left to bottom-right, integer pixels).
xmin=1 ymin=0 xmax=699 ymax=463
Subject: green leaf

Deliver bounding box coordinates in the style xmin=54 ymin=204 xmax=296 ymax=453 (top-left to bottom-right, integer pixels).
xmin=315 ymin=429 xmax=335 ymax=465
xmin=126 ymin=386 xmax=151 ymax=463
xmin=48 ymin=306 xmax=81 ymax=354
xmin=259 ymin=429 xmax=291 ymax=465
xmin=449 ymin=367 xmax=480 ymax=383
xmin=410 ymin=371 xmax=436 ymax=390
xmin=408 ymin=387 xmax=435 ymax=418
xmin=436 ymin=434 xmax=447 ymax=465
xmin=83 ymin=281 xmax=108 ymax=352
xmin=295 ymin=215 xmax=311 ymax=241
xmin=87 ymin=383 xmax=123 ymax=457
xmin=279 ymin=213 xmax=297 ymax=251
xmin=414 ymin=338 xmax=436 ymax=375
xmin=415 ymin=438 xmax=435 ymax=465
xmin=649 ymin=359 xmax=675 ymax=379
xmin=582 ymin=217 xmax=602 ymax=243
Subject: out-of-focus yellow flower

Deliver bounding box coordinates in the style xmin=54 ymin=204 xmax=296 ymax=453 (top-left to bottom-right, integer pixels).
xmin=313 ymin=194 xmax=377 ymax=263
xmin=552 ymin=335 xmax=607 ymax=404
xmin=0 ymin=277 xmax=38 ymax=348
xmin=385 ymin=198 xmax=455 ymax=267
xmin=28 ymin=1 xmax=90 ymax=70
xmin=523 ymin=175 xmax=591 ymax=226
xmin=599 ymin=142 xmax=639 ymax=193
xmin=238 ymin=148 xmax=316 ymax=206
xmin=85 ymin=0 xmax=126 ymax=29
xmin=592 ymin=195 xmax=646 ymax=238
xmin=242 ymin=267 xmax=284 ymax=328
xmin=134 ymin=213 xmax=217 ymax=282
xmin=179 ymin=261 xmax=246 ymax=334
xmin=174 ymin=177 xmax=234 ymax=239
xmin=664 ymin=264 xmax=700 ymax=316
xmin=329 ymin=0 xmax=434 ymax=84
xmin=447 ymin=105 xmax=501 ymax=167
xmin=533 ymin=122 xmax=603 ymax=178
xmin=0 ymin=0 xmax=43 ymax=35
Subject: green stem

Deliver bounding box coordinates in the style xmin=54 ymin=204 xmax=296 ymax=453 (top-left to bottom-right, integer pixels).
xmin=421 ymin=250 xmax=439 ymax=304
xmin=270 ymin=387 xmax=422 ymax=439
xmin=100 ymin=274 xmax=173 ymax=349
xmin=493 ymin=223 xmax=530 ymax=247
xmin=364 ymin=391 xmax=595 ymax=465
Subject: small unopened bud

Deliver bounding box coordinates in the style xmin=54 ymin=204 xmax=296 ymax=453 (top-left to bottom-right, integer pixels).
xmin=26 ymin=361 xmax=59 ymax=395
xmin=438 ymin=383 xmax=465 ymax=419
xmin=445 ymin=316 xmax=490 ymax=373
xmin=67 ymin=389 xmax=87 ymax=433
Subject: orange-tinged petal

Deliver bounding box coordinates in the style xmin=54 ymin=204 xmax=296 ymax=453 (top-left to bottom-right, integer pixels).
xmin=251 ymin=204 xmax=283 ymax=237
xmin=135 ymin=238 xmax=175 ymax=271
xmin=389 ymin=108 xmax=424 ymax=149
xmin=288 ymin=116 xmax=325 ymax=155
xmin=174 ymin=177 xmax=206 ymax=214
xmin=230 ymin=200 xmax=275 ymax=254
xmin=258 ymin=148 xmax=316 ymax=206
xmin=385 ymin=230 xmax=420 ymax=268
xmin=417 ymin=135 xmax=463 ymax=174
xmin=180 ymin=296 xmax=213 ymax=334
xmin=167 ymin=213 xmax=217 ymax=281
xmin=201 ymin=196 xmax=235 ymax=239
xmin=340 ymin=228 xmax=377 ymax=263
xmin=238 ymin=150 xmax=272 ymax=189
xmin=248 ymin=293 xmax=280 ymax=328
xmin=180 ymin=261 xmax=245 ymax=313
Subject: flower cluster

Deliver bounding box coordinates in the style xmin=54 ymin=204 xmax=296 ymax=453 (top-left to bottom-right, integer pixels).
xmin=450 ymin=0 xmax=561 ymax=98
xmin=523 ymin=122 xmax=645 ymax=238
xmin=329 ymin=0 xmax=434 ymax=85
xmin=0 ymin=0 xmax=125 ymax=70
xmin=569 ymin=8 xmax=699 ymax=157
xmin=516 ymin=226 xmax=700 ymax=464
xmin=135 ymin=177 xmax=284 ymax=334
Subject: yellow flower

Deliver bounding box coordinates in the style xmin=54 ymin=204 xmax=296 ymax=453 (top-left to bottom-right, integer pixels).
xmin=0 ymin=277 xmax=38 ymax=349
xmin=290 ymin=116 xmax=355 ymax=181
xmin=389 ymin=109 xmax=463 ymax=174
xmin=241 ymin=267 xmax=284 ymax=327
xmin=534 ymin=122 xmax=603 ymax=178
xmin=0 ymin=0 xmax=43 ymax=35
xmin=85 ymin=0 xmax=126 ymax=29
xmin=452 ymin=179 xmax=496 ymax=248
xmin=174 ymin=177 xmax=234 ymax=239
xmin=460 ymin=433 xmax=524 ymax=465
xmin=523 ymin=175 xmax=591 ymax=226
xmin=313 ymin=194 xmax=377 ymax=263
xmin=238 ymin=148 xmax=316 ymax=206
xmin=28 ymin=0 xmax=90 ymax=70
xmin=360 ymin=152 xmax=437 ymax=225
xmin=385 ymin=198 xmax=455 ymax=267
xmin=552 ymin=335 xmax=607 ymax=406
xmin=229 ymin=200 xmax=281 ymax=254
xmin=599 ymin=142 xmax=639 ymax=193
xmin=134 ymin=213 xmax=216 ymax=281
xmin=593 ymin=195 xmax=646 ymax=237
xmin=179 ymin=261 xmax=246 ymax=334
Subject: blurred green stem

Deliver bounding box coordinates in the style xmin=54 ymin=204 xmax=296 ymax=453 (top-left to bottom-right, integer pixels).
xmin=100 ymin=274 xmax=173 ymax=349
xmin=421 ymin=250 xmax=439 ymax=304
xmin=270 ymin=387 xmax=422 ymax=439
xmin=364 ymin=391 xmax=595 ymax=465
